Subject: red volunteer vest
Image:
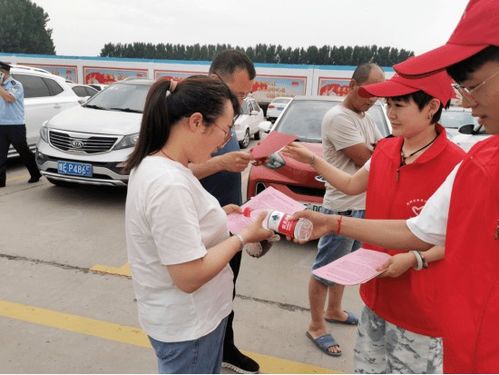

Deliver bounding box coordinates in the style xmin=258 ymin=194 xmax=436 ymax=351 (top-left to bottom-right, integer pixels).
xmin=361 ymin=125 xmax=465 ymax=336
xmin=442 ymin=135 xmax=499 ymax=373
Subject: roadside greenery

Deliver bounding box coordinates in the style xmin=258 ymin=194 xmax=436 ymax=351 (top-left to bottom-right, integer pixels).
xmin=100 ymin=42 xmax=414 ymax=66
xmin=0 ymin=0 xmax=55 ymax=55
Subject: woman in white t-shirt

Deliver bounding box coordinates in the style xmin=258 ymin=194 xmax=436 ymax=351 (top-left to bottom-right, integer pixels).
xmin=124 ymin=77 xmax=273 ymax=374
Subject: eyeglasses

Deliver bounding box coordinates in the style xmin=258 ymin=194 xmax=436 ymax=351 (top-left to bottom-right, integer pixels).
xmin=213 ymin=122 xmax=233 ymax=147
xmin=453 ymin=70 xmax=499 ymax=107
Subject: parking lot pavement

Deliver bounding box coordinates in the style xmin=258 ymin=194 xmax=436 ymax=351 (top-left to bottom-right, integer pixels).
xmin=0 ymin=159 xmax=363 ymax=373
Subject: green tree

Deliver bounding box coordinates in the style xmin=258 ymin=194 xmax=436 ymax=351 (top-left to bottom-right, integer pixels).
xmin=306 ymin=46 xmax=319 ymax=64
xmin=99 ymin=42 xmax=414 ymax=66
xmin=0 ymin=0 xmax=55 ymax=54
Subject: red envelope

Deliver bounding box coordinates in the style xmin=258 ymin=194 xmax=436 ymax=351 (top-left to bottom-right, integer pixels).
xmin=250 ymin=131 xmax=297 ymax=160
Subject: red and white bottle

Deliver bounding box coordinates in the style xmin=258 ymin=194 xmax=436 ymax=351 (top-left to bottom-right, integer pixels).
xmin=244 ymin=208 xmax=313 ymax=241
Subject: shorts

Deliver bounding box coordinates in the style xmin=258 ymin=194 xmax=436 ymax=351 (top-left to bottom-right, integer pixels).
xmin=354 ymin=306 xmax=443 ymax=373
xmin=312 ymin=207 xmax=364 ymax=286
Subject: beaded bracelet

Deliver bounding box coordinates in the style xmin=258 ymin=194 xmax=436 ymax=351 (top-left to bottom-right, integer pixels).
xmin=336 ymin=215 xmax=343 ymax=235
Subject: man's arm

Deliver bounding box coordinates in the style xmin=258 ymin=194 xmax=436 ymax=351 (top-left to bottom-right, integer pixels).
xmin=190 ymin=150 xmax=253 ymax=179
xmin=341 ymin=143 xmax=373 ymax=167
xmin=0 ymin=86 xmax=15 ymax=103
xmin=326 ymin=113 xmax=374 ymax=168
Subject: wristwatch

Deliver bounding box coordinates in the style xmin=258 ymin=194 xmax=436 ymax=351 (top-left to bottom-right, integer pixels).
xmin=417 ymin=251 xmax=429 ymax=269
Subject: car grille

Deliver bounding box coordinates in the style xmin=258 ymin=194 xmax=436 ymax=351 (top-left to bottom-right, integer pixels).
xmin=49 ymin=130 xmax=118 ymax=154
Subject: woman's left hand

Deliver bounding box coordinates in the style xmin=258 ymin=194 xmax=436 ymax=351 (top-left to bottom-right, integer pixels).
xmin=376 ymin=252 xmax=416 ymax=278
xmin=223 ymin=204 xmax=242 ymax=215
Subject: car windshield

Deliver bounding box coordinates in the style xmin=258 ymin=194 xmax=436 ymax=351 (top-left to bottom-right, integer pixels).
xmin=274 ymin=99 xmax=390 ymax=143
xmin=241 ymin=100 xmax=250 ymax=115
xmin=85 ymin=82 xmax=151 ymax=113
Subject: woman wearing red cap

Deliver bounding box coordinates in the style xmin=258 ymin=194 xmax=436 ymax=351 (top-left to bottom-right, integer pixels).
xmin=291 ymin=0 xmax=499 ymax=371
xmin=282 ymin=70 xmax=465 ymax=373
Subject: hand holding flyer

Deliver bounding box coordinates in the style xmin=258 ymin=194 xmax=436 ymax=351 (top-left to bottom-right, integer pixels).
xmin=250 ymin=131 xmax=297 ymax=160
xmin=312 ymin=249 xmax=391 ymax=285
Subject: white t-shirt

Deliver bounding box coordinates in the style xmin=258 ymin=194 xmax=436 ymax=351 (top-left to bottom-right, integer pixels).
xmin=406 ymin=163 xmax=461 ymax=246
xmin=322 ymin=104 xmax=382 ymax=211
xmin=363 ymin=157 xmax=372 ymax=171
xmin=125 ymin=156 xmax=233 ymax=342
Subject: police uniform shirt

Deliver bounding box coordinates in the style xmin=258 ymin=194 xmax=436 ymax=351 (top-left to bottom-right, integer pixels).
xmin=0 ymin=77 xmax=25 ymax=125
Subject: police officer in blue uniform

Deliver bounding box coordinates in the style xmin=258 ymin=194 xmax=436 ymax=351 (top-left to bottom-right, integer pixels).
xmin=0 ymin=61 xmax=41 ymax=187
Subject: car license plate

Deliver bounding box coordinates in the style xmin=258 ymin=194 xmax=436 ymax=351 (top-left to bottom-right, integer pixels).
xmin=305 ymin=203 xmax=322 ymax=212
xmin=58 ymin=161 xmax=93 ymax=177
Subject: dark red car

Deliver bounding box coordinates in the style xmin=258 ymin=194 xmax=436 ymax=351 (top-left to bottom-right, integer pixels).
xmin=247 ymin=96 xmax=391 ymax=209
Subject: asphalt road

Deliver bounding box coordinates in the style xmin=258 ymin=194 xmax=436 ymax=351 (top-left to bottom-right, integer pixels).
xmin=0 ymin=148 xmax=363 ymax=374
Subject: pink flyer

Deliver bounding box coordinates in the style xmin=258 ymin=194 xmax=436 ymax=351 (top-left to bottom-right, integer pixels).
xmin=312 ymin=249 xmax=391 ymax=285
xmin=250 ymin=131 xmax=297 ymax=160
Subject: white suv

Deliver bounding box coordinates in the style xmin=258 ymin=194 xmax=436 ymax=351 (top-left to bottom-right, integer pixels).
xmin=8 ymin=65 xmax=80 ymax=157
xmin=36 ymin=79 xmax=153 ymax=186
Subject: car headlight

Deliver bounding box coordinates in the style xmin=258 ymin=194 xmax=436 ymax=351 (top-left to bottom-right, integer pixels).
xmin=114 ymin=133 xmax=139 ymax=150
xmin=264 ymin=152 xmax=286 ymax=169
xmin=40 ymin=121 xmax=49 ymax=142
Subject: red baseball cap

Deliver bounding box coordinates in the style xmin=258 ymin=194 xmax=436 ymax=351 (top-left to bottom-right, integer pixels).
xmin=394 ymin=0 xmax=498 ymax=76
xmin=359 ymin=70 xmax=454 ymax=106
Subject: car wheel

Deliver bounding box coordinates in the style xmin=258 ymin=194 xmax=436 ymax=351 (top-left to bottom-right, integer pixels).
xmin=239 ymin=129 xmax=250 ymax=149
xmin=254 ymin=129 xmax=261 ymax=140
xmin=47 ymin=177 xmax=76 ymax=187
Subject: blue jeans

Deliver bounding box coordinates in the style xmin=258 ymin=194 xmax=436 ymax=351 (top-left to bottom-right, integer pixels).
xmin=312 ymin=207 xmax=364 ymax=286
xmin=148 ymin=317 xmax=228 ymax=374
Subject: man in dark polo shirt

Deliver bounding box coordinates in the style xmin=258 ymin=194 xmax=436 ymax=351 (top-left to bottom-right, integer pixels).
xmin=189 ymin=50 xmax=258 ymax=374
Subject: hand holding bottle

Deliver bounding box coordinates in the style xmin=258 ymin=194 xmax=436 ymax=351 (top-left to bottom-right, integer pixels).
xmin=290 ymin=209 xmax=332 ymax=243
xmin=244 ymin=208 xmax=313 ymax=241
xmin=239 ymin=212 xmax=274 ymax=245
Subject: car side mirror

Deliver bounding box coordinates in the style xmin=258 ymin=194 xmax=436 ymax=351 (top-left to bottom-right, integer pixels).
xmin=78 ymin=96 xmax=90 ymax=105
xmin=258 ymin=121 xmax=273 ymax=133
xmin=458 ymin=123 xmax=475 ymax=134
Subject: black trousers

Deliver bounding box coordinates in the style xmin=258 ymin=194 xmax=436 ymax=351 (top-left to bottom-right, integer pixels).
xmin=223 ymin=250 xmax=242 ymax=356
xmin=0 ymin=125 xmax=40 ymax=187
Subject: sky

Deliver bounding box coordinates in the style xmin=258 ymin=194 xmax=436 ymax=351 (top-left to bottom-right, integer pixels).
xmin=32 ymin=0 xmax=470 ymax=58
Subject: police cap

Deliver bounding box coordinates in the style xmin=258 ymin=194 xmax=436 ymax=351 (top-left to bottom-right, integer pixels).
xmin=0 ymin=61 xmax=11 ymax=71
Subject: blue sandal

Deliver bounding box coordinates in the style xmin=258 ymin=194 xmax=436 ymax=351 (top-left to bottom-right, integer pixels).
xmin=306 ymin=331 xmax=342 ymax=357
xmin=325 ymin=310 xmax=359 ymax=325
